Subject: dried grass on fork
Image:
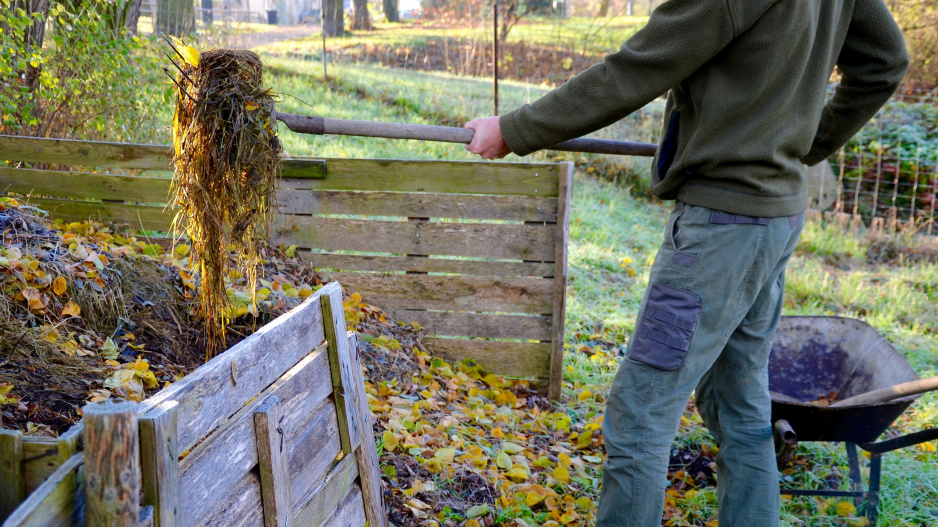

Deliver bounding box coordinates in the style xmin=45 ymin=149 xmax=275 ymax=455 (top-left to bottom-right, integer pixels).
xmin=168 ymin=47 xmax=282 ymax=359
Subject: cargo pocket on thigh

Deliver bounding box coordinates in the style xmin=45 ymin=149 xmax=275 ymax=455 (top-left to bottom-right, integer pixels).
xmin=630 ymin=283 xmax=702 ymax=370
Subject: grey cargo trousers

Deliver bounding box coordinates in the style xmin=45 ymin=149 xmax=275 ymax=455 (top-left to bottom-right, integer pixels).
xmin=596 ymin=201 xmax=805 ymax=527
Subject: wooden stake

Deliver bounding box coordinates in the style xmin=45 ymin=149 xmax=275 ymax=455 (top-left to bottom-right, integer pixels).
xmin=0 ymin=429 xmax=26 ymax=520
xmin=83 ymin=399 xmax=140 ymax=527
xmin=140 ymin=401 xmax=180 ymax=527
xmin=254 ymin=396 xmax=294 ymax=527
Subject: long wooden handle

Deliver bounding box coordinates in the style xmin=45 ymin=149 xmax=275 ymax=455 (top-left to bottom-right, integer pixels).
xmin=274 ymin=112 xmax=658 ymax=157
xmin=830 ymin=374 xmax=938 ymax=407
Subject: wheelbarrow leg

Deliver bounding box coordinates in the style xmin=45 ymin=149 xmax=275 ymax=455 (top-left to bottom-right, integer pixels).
xmin=866 ymin=453 xmax=883 ymax=526
xmin=845 ymin=443 xmax=863 ymax=506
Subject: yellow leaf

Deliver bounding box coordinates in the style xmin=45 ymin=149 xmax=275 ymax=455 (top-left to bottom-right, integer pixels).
xmin=285 ymin=244 xmax=297 ymax=257
xmin=496 ymin=451 xmax=513 ymax=470
xmin=173 ymin=40 xmax=200 ymax=67
xmin=245 ymin=101 xmax=260 ymax=111
xmin=63 ymin=300 xmax=82 ymax=318
xmin=52 ymin=276 xmax=67 ymax=296
xmin=505 ymin=467 xmax=529 ymax=481
xmin=465 ymin=521 xmax=481 ymax=527
xmin=575 ymin=496 xmax=592 ymax=511
xmin=835 ymin=501 xmax=857 ymax=517
xmin=491 ymin=427 xmax=504 ymax=439
xmin=552 ymin=465 xmax=570 ymax=484
xmin=558 ymin=452 xmax=571 ymax=467
xmin=578 ymin=389 xmax=592 ymax=401
xmin=434 ymin=447 xmax=455 ymax=463
xmin=917 ymin=441 xmax=937 ymax=453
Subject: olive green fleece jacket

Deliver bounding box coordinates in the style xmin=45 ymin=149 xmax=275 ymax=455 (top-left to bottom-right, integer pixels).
xmin=499 ymin=0 xmax=908 ymax=217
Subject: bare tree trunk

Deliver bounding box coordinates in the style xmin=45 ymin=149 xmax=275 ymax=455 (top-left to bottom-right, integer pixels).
xmin=647 ymin=0 xmax=654 ymax=15
xmin=627 ymin=0 xmax=634 ymax=16
xmin=323 ymin=0 xmax=344 ymax=36
xmin=597 ymin=0 xmax=610 ymax=17
xmin=384 ymin=0 xmax=399 ymax=22
xmin=351 ymin=0 xmax=372 ymax=30
xmin=125 ymin=0 xmax=144 ymax=33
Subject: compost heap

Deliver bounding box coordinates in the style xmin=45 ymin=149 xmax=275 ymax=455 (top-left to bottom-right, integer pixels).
xmin=168 ymin=44 xmax=281 ymax=358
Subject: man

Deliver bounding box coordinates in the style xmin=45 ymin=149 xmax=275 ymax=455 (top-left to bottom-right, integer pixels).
xmin=463 ymin=0 xmax=907 ymax=525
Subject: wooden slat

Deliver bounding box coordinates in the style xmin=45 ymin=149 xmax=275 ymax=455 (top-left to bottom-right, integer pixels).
xmin=21 ymin=198 xmax=170 ymax=231
xmin=55 ymin=425 xmax=82 ymax=467
xmin=254 ymin=396 xmax=294 ymax=527
xmin=0 ymin=135 xmax=172 ymax=170
xmin=276 ymin=190 xmax=558 ymax=222
xmin=549 ymin=162 xmax=573 ymax=401
xmin=0 ymin=453 xmax=84 ymax=527
xmin=21 ymin=438 xmax=58 ymax=495
xmin=331 ymin=273 xmax=554 ymax=314
xmin=285 ymin=400 xmax=342 ymax=514
xmin=0 ymin=430 xmax=25 ymax=519
xmin=383 ymin=309 xmax=552 ymax=341
xmin=194 ymin=471 xmax=264 ymax=527
xmin=276 ymin=218 xmax=555 ymax=261
xmin=139 ymin=286 xmax=331 ymax=452
xmin=278 ymin=159 xmax=326 ymax=180
xmin=0 ymin=168 xmax=171 ymax=203
xmin=177 ymin=345 xmax=333 ymax=527
xmin=422 ymin=339 xmax=551 ymax=379
xmin=82 ymin=399 xmax=140 ymax=527
xmin=320 ymin=293 xmax=358 ymax=456
xmin=317 ymin=484 xmax=365 ymax=527
xmin=280 ymin=158 xmax=559 ymax=197
xmin=140 ymin=401 xmax=180 ymax=527
xmin=304 ymin=253 xmax=554 ymax=277
xmin=294 ymin=455 xmax=359 ymax=527
xmin=346 ymin=332 xmax=389 ymax=527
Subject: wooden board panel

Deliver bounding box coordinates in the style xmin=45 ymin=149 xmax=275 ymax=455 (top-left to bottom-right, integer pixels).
xmin=422 ymin=339 xmax=551 ymax=379
xmin=276 ymin=190 xmax=558 ymax=222
xmin=140 ymin=401 xmax=180 ymax=527
xmin=21 ymin=438 xmax=59 ymax=495
xmin=140 ymin=285 xmax=332 ymax=452
xmin=280 ymin=158 xmax=559 ymax=197
xmin=383 ymin=309 xmax=552 ymax=341
xmin=0 ymin=135 xmax=172 ymax=170
xmin=304 ymin=253 xmax=554 ymax=277
xmin=0 ymin=430 xmax=25 ymax=520
xmin=331 ymin=273 xmax=554 ymax=314
xmin=196 ymin=471 xmax=264 ymax=527
xmin=294 ymin=455 xmax=360 ymax=527
xmin=253 ymin=397 xmax=293 ymax=527
xmin=177 ymin=346 xmax=333 ymax=526
xmin=549 ymin=162 xmax=574 ymax=401
xmin=21 ymin=198 xmax=171 ymax=231
xmin=286 ymin=400 xmax=342 ymax=513
xmin=0 ymin=168 xmax=171 ymax=203
xmin=317 ymin=484 xmax=366 ymax=527
xmin=0 ymin=453 xmax=83 ymax=527
xmin=275 ymin=218 xmax=555 ymax=261
xmin=278 ymin=159 xmax=326 ymax=180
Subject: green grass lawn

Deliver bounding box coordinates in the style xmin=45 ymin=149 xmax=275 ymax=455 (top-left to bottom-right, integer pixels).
xmin=246 ymin=48 xmax=938 ymax=525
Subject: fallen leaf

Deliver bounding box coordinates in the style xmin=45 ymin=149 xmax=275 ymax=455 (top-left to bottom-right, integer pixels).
xmin=52 ymin=276 xmax=67 ymax=295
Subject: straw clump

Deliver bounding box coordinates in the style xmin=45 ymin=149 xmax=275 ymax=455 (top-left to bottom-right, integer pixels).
xmin=169 ymin=47 xmax=282 ymax=358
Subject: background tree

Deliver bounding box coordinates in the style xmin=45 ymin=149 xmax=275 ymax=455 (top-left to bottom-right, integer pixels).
xmin=384 ymin=0 xmax=399 ymax=22
xmin=351 ymin=0 xmax=372 ymax=29
xmin=323 ymin=0 xmax=344 ymax=35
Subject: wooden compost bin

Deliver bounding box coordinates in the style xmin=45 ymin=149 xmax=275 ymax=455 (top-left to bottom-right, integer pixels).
xmin=0 ymin=135 xmax=572 ymax=399
xmin=0 ymin=283 xmax=387 ymax=527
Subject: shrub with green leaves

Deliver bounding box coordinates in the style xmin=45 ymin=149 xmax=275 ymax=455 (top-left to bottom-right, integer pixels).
xmin=0 ymin=0 xmax=169 ymax=142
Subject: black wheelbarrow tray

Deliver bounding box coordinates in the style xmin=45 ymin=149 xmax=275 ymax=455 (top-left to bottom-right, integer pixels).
xmin=768 ymin=316 xmax=938 ymax=525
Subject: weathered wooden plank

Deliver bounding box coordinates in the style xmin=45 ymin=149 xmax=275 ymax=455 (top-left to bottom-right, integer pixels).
xmin=320 ymin=291 xmax=362 ymax=456
xmin=285 ymin=399 xmax=342 ymax=514
xmin=274 ymin=217 xmax=555 ymax=261
xmin=422 ymin=339 xmax=551 ymax=379
xmin=278 ymin=159 xmax=326 ymax=180
xmin=383 ymin=309 xmax=552 ymax=340
xmin=55 ymin=425 xmax=82 ymax=467
xmin=21 ymin=438 xmax=58 ymax=495
xmin=303 ymin=253 xmax=554 ymax=277
xmin=276 ymin=190 xmax=558 ymax=222
xmin=177 ymin=345 xmax=332 ymax=527
xmin=139 ymin=286 xmax=330 ymax=452
xmin=317 ymin=484 xmax=366 ymax=527
xmin=254 ymin=396 xmax=293 ymax=527
xmin=0 ymin=430 xmax=25 ymax=520
xmin=294 ymin=455 xmax=359 ymax=527
xmin=140 ymin=401 xmax=180 ymax=527
xmin=330 ymin=273 xmax=554 ymax=314
xmin=196 ymin=471 xmax=264 ymax=527
xmin=0 ymin=168 xmax=171 ymax=203
xmin=0 ymin=135 xmax=172 ymax=170
xmin=83 ymin=400 xmax=140 ymax=527
xmin=279 ymin=159 xmax=559 ymax=197
xmin=549 ymin=162 xmax=573 ymax=401
xmin=21 ymin=198 xmax=171 ymax=231
xmin=0 ymin=452 xmax=84 ymax=527
xmin=346 ymin=332 xmax=388 ymax=527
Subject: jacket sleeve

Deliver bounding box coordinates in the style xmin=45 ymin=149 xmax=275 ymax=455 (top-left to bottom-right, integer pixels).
xmin=499 ymin=0 xmax=736 ymax=156
xmin=801 ymin=0 xmax=908 ymax=166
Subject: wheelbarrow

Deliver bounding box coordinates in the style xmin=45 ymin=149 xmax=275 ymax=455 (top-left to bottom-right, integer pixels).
xmin=768 ymin=316 xmax=938 ymax=525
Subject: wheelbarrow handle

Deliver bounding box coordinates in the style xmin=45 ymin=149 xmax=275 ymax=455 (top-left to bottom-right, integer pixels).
xmin=274 ymin=111 xmax=658 ymax=157
xmin=831 ymin=374 xmax=938 ymax=407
